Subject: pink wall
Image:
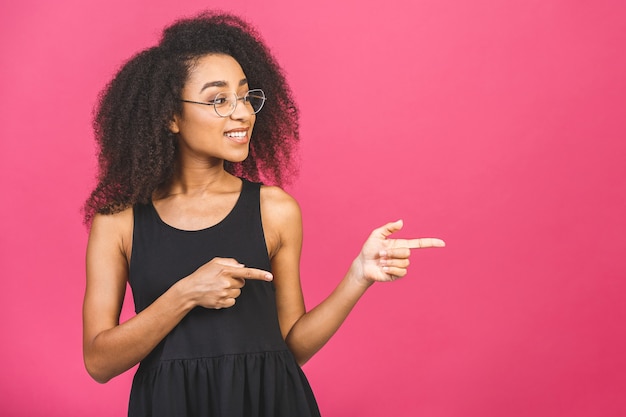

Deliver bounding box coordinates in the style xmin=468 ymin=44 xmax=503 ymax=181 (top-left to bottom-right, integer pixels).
xmin=1 ymin=0 xmax=625 ymax=416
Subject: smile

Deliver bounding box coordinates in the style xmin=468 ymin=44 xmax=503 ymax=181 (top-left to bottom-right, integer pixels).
xmin=224 ymin=131 xmax=247 ymax=138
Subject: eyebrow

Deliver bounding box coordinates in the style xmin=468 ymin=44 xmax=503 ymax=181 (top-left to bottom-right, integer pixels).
xmin=199 ymin=78 xmax=248 ymax=93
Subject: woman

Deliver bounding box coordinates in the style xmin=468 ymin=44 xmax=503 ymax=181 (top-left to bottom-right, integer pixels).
xmin=83 ymin=11 xmax=444 ymax=417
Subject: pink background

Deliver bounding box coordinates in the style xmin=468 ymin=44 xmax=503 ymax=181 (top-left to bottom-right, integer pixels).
xmin=1 ymin=0 xmax=625 ymax=416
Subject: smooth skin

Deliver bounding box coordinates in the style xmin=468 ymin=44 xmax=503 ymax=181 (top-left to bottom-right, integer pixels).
xmin=82 ymin=54 xmax=445 ymax=383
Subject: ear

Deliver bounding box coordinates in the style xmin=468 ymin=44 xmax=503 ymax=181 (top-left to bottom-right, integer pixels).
xmin=169 ymin=115 xmax=180 ymax=134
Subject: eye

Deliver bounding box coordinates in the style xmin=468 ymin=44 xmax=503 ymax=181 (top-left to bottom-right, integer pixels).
xmin=210 ymin=97 xmax=229 ymax=106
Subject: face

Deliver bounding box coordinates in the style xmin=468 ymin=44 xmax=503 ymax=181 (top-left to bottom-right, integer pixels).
xmin=171 ymin=54 xmax=256 ymax=166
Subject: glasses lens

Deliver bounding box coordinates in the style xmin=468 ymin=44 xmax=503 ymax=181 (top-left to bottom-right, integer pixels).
xmin=245 ymin=89 xmax=266 ymax=114
xmin=214 ymin=92 xmax=237 ymax=117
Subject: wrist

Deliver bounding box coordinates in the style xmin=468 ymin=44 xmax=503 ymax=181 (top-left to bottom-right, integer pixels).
xmin=347 ymin=258 xmax=375 ymax=291
xmin=170 ymin=277 xmax=197 ymax=313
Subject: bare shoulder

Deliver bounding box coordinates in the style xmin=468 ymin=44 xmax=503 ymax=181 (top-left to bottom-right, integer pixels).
xmin=260 ymin=186 xmax=302 ymax=257
xmin=259 ymin=185 xmax=302 ymax=225
xmin=88 ymin=207 xmax=134 ymax=262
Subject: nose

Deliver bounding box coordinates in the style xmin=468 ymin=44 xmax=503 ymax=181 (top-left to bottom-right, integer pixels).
xmin=230 ymin=97 xmax=253 ymax=121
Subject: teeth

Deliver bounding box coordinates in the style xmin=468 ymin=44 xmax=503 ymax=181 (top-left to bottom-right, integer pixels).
xmin=225 ymin=131 xmax=246 ymax=138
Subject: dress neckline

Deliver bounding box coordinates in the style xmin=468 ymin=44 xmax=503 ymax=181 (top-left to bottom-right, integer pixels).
xmin=149 ymin=178 xmax=247 ymax=233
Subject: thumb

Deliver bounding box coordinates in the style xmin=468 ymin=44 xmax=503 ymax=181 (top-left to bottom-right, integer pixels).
xmin=212 ymin=257 xmax=244 ymax=267
xmin=373 ymin=219 xmax=403 ymax=239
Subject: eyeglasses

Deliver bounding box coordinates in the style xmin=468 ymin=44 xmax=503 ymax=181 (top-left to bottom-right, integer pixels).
xmin=181 ymin=89 xmax=266 ymax=117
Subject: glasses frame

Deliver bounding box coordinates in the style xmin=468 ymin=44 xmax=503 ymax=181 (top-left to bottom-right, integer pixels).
xmin=180 ymin=89 xmax=266 ymax=118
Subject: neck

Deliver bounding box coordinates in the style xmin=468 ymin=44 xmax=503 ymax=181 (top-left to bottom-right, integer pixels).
xmin=157 ymin=157 xmax=233 ymax=199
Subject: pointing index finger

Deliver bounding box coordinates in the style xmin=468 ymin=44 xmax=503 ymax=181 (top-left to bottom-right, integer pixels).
xmin=393 ymin=238 xmax=446 ymax=249
xmin=231 ymin=266 xmax=273 ymax=281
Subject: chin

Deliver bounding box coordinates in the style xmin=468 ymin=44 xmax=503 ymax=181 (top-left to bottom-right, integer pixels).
xmin=226 ymin=151 xmax=250 ymax=164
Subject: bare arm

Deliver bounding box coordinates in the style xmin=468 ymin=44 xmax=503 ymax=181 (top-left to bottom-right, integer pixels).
xmin=82 ymin=210 xmax=272 ymax=383
xmin=261 ymin=187 xmax=445 ymax=366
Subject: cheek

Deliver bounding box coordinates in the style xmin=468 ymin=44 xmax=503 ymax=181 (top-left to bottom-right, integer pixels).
xmin=179 ymin=114 xmax=225 ymax=135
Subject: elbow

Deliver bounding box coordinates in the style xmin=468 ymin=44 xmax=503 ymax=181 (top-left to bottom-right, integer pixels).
xmin=288 ymin=349 xmax=308 ymax=367
xmin=85 ymin=364 xmax=113 ymax=384
xmin=83 ymin=333 xmax=120 ymax=383
xmin=91 ymin=374 xmax=111 ymax=384
xmin=285 ymin=337 xmax=312 ymax=367
xmin=84 ymin=355 xmax=114 ymax=384
xmin=292 ymin=348 xmax=314 ymax=367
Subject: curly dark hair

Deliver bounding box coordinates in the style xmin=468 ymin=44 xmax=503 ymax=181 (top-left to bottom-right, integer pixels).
xmin=83 ymin=11 xmax=299 ymax=225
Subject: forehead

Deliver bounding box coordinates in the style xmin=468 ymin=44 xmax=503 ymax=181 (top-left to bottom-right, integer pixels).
xmin=185 ymin=54 xmax=247 ymax=89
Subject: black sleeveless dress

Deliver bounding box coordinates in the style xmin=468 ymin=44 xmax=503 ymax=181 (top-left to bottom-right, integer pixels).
xmin=127 ymin=179 xmax=320 ymax=417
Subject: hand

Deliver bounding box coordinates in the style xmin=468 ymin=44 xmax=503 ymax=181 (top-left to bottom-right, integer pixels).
xmin=183 ymin=257 xmax=273 ymax=309
xmin=354 ymin=220 xmax=445 ymax=284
